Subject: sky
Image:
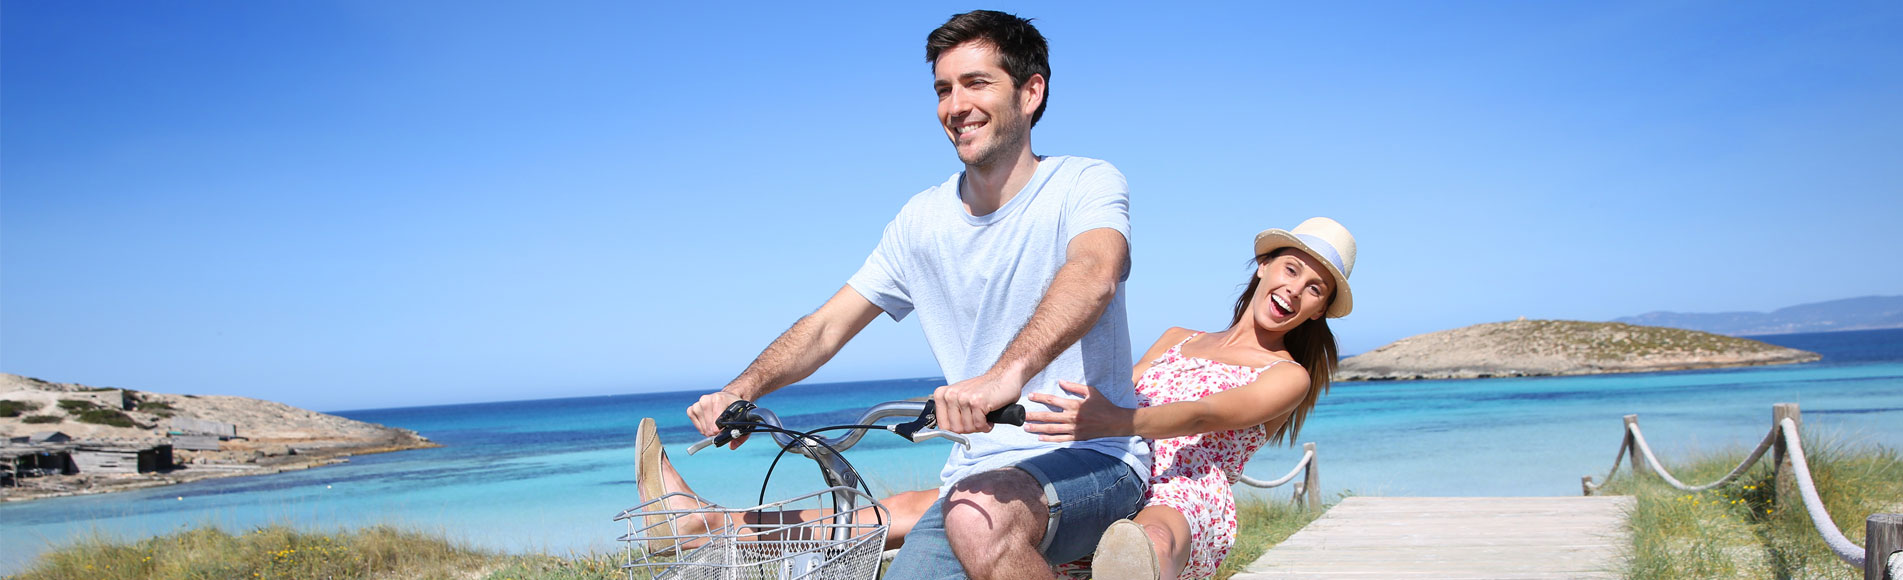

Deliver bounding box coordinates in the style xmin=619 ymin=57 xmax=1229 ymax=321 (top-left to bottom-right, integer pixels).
xmin=3 ymin=1 xmax=1899 ymax=411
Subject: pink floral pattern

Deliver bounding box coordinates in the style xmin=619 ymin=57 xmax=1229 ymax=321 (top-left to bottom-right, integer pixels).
xmin=1139 ymin=333 xmax=1292 ymax=579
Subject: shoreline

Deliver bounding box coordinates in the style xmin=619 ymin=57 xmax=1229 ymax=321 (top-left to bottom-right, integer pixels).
xmin=1 ymin=437 xmax=439 ymax=503
xmin=1338 ymin=352 xmax=1822 ymax=382
xmin=2 ymin=372 xmax=440 ymax=503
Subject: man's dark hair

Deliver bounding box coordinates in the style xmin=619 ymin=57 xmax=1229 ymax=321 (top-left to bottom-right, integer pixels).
xmin=926 ymin=10 xmax=1051 ymax=125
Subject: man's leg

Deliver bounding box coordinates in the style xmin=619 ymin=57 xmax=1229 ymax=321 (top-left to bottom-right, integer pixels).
xmin=943 ymin=468 xmax=1053 ymax=580
xmin=946 ymin=450 xmax=1146 ymax=579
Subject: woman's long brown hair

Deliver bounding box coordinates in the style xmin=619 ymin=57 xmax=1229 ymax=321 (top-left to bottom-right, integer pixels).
xmin=1230 ymin=249 xmax=1339 ymax=446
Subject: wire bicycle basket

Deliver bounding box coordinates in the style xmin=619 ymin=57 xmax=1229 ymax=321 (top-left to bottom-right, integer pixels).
xmin=616 ymin=487 xmax=889 ymax=580
xmin=615 ymin=399 xmax=1021 ymax=579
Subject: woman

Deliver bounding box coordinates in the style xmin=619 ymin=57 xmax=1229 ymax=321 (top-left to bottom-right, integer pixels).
xmin=1024 ymin=216 xmax=1355 ymax=579
xmin=635 ymin=217 xmax=1357 ymax=579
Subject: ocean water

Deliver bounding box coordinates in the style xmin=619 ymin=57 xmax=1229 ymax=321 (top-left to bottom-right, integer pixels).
xmin=3 ymin=329 xmax=1900 ymax=572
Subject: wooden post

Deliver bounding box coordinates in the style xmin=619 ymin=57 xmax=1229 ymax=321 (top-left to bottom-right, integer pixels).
xmin=1774 ymin=403 xmax=1801 ymax=501
xmin=1582 ymin=475 xmax=1595 ymax=496
xmin=1868 ymin=513 xmax=1903 ymax=580
xmin=1624 ymin=415 xmax=1647 ymax=476
xmin=1302 ymin=442 xmax=1321 ymax=511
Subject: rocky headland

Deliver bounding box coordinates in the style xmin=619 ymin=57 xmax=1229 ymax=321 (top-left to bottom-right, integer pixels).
xmin=0 ymin=373 xmax=436 ymax=501
xmin=1337 ymin=320 xmax=1822 ymax=381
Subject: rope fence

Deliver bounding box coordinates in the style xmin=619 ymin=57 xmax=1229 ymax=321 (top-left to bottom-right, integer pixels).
xmin=1228 ymin=441 xmax=1322 ymax=510
xmin=1581 ymin=403 xmax=1903 ymax=580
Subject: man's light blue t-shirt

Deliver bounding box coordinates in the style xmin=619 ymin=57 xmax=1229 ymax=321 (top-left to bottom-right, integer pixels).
xmin=847 ymin=155 xmax=1151 ymax=490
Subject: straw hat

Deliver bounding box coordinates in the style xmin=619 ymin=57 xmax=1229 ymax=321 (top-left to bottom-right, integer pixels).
xmin=1253 ymin=217 xmax=1356 ymax=318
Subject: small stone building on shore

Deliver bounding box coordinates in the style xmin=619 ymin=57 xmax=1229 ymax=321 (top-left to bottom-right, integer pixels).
xmin=2 ymin=432 xmax=175 ymax=485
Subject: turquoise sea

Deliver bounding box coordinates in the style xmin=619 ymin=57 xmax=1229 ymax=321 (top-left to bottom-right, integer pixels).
xmin=3 ymin=328 xmax=1900 ymax=573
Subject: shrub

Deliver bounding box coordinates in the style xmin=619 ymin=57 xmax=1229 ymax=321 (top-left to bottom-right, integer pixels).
xmin=1 ymin=400 xmax=43 ymax=417
xmin=56 ymin=399 xmax=98 ymax=412
xmin=1597 ymin=433 xmax=1903 ymax=580
xmin=76 ymin=409 xmax=137 ymax=428
xmin=23 ymin=415 xmax=62 ymax=424
xmin=136 ymin=401 xmax=176 ymax=417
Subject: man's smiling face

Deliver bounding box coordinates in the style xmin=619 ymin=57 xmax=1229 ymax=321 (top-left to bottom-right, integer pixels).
xmin=933 ymin=41 xmax=1040 ymax=170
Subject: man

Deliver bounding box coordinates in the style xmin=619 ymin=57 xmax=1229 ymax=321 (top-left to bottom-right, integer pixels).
xmin=684 ymin=11 xmax=1147 ymax=579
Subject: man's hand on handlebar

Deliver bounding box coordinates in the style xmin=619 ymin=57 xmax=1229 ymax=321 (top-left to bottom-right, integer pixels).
xmin=688 ymin=390 xmax=750 ymax=449
xmin=932 ymin=373 xmax=1024 ymax=434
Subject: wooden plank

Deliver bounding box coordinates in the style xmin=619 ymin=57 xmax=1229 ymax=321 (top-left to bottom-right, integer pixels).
xmin=1235 ymin=496 xmax=1633 ymax=580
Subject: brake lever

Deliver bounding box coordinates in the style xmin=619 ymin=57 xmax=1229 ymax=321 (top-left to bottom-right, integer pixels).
xmin=889 ymin=400 xmax=940 ymax=442
xmin=909 ymin=427 xmax=970 ymax=446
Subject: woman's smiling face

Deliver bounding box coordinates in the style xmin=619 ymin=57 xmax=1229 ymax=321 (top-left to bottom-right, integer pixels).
xmin=1252 ymin=250 xmax=1335 ymax=332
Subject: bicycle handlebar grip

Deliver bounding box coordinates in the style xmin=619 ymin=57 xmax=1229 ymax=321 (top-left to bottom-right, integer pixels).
xmin=986 ymin=404 xmax=1026 ymax=426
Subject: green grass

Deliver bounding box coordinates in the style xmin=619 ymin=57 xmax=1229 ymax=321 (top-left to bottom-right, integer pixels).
xmin=12 ymin=524 xmax=623 ymax=580
xmin=1214 ymin=492 xmax=1330 ymax=579
xmin=56 ymin=399 xmax=98 ymax=412
xmin=1596 ymin=433 xmax=1903 ymax=579
xmin=22 ymin=414 xmax=62 ymax=424
xmin=137 ymin=400 xmax=178 ymax=417
xmin=14 ymin=498 xmax=1330 ymax=580
xmin=76 ymin=408 xmax=139 ymax=427
xmin=1 ymin=399 xmax=42 ymax=417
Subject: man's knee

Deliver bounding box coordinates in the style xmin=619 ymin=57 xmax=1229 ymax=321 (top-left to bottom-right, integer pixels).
xmin=942 ymin=468 xmax=1047 ymax=548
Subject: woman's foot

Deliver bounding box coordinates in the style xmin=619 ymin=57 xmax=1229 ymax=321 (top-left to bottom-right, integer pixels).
xmin=636 ymin=418 xmax=667 ymax=508
xmin=1091 ymin=518 xmax=1162 ymax=580
xmin=633 ymin=418 xmax=722 ymax=551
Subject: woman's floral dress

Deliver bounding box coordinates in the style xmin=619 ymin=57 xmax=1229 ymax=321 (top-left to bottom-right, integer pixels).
xmin=1138 ymin=333 xmax=1294 ymax=579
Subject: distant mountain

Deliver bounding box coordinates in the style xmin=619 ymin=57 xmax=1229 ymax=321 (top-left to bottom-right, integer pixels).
xmin=1613 ymin=295 xmax=1903 ymax=336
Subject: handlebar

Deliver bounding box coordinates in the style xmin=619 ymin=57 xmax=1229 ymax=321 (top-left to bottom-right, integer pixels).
xmin=685 ymin=399 xmax=1026 ymax=456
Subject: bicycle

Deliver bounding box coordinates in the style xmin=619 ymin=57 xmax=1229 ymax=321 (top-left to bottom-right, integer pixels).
xmin=615 ymin=398 xmax=1025 ymax=580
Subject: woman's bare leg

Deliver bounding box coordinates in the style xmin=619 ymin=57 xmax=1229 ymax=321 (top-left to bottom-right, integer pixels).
xmin=879 ymin=489 xmax=938 ymax=549
xmin=645 ymin=447 xmax=935 ymax=548
xmin=1131 ymin=505 xmax=1192 ymax=579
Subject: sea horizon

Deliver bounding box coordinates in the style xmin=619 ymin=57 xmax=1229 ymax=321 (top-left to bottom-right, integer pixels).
xmin=3 ymin=328 xmax=1900 ymax=574
xmin=318 ymin=324 xmax=1903 ymax=416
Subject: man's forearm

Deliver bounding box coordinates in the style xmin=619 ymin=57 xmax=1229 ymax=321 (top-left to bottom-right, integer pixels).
xmin=724 ymin=315 xmax=838 ymax=400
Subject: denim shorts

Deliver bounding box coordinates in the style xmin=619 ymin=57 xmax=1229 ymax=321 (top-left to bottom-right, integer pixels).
xmin=883 ymin=448 xmax=1146 ymax=578
xmin=1014 ymin=447 xmax=1148 ymax=561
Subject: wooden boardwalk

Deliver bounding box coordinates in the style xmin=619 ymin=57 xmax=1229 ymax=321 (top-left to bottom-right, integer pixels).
xmin=1235 ymin=496 xmax=1634 ymax=579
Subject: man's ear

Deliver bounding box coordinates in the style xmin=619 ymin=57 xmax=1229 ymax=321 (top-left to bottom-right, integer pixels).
xmin=1018 ymin=73 xmax=1046 ymax=112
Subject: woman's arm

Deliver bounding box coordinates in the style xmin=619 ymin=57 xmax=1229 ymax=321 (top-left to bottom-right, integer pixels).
xmin=1128 ymin=364 xmax=1308 ymax=439
xmin=1024 ymin=363 xmax=1309 ymax=441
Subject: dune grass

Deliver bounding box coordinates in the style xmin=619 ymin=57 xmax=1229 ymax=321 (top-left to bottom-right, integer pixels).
xmin=12 ymin=524 xmax=622 ymax=580
xmin=16 ymin=497 xmax=1328 ymax=580
xmin=1214 ymin=492 xmax=1330 ymax=579
xmin=1594 ymin=433 xmax=1903 ymax=580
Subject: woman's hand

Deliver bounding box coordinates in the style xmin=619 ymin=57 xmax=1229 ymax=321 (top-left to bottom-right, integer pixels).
xmin=1023 ymin=380 xmax=1138 ymax=441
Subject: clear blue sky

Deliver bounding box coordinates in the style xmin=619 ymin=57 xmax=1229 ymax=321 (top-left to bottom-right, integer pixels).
xmin=4 ymin=2 xmax=1899 ymax=411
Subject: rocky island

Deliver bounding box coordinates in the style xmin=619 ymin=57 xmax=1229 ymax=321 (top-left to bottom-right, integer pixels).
xmin=0 ymin=373 xmax=436 ymax=501
xmin=1337 ymin=319 xmax=1821 ymax=381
